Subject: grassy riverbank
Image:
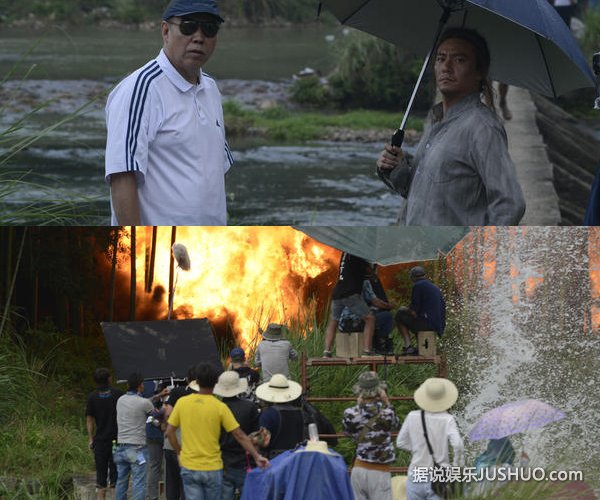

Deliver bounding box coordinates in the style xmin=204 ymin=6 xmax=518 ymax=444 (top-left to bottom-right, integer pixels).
xmin=223 ymin=101 xmax=424 ymax=143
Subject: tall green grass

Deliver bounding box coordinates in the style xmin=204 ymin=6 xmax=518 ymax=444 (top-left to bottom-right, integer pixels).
xmin=0 ymin=38 xmax=108 ymax=225
xmin=0 ymin=321 xmax=97 ymax=498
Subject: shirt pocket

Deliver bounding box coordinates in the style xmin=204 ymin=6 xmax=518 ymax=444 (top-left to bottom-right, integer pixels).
xmin=421 ymin=141 xmax=478 ymax=185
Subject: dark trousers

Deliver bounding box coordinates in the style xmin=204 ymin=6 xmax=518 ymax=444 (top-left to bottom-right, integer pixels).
xmin=93 ymin=439 xmax=117 ymax=488
xmin=395 ymin=308 xmax=433 ymax=334
xmin=146 ymin=439 xmax=163 ymax=500
xmin=555 ymin=5 xmax=575 ymax=27
xmin=164 ymin=449 xmax=185 ymax=500
xmin=373 ymin=310 xmax=393 ymax=341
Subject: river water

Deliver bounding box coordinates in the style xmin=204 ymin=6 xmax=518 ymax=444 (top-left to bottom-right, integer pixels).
xmin=0 ymin=26 xmax=404 ymax=225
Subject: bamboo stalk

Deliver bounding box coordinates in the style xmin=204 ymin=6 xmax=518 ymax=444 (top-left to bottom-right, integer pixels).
xmin=130 ymin=226 xmax=136 ymax=321
xmin=147 ymin=226 xmax=157 ymax=294
xmin=108 ymin=228 xmax=118 ymax=322
xmin=168 ymin=227 xmax=176 ymax=319
xmin=0 ymin=227 xmax=27 ymax=338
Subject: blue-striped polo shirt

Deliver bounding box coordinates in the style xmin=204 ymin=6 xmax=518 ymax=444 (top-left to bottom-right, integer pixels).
xmin=105 ymin=49 xmax=234 ymax=225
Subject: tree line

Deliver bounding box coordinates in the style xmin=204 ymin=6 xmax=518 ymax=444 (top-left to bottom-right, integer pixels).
xmin=0 ymin=0 xmax=319 ymax=25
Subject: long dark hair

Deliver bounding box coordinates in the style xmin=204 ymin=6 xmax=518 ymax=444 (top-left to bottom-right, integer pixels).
xmin=437 ymin=27 xmax=496 ymax=113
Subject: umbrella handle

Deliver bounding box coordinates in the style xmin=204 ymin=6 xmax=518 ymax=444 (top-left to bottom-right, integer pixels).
xmin=391 ymin=129 xmax=404 ymax=148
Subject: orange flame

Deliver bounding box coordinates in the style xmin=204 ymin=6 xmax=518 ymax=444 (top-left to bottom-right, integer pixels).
xmin=589 ymin=227 xmax=600 ymax=333
xmin=123 ymin=227 xmax=339 ymax=349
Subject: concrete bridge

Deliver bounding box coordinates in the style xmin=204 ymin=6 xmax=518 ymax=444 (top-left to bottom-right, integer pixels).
xmin=504 ymin=86 xmax=599 ymax=226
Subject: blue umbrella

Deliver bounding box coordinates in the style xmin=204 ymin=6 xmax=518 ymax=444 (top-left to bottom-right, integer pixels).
xmin=242 ymin=447 xmax=353 ymax=500
xmin=320 ymin=0 xmax=597 ymax=146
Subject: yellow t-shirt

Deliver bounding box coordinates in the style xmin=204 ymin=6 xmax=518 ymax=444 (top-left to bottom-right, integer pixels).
xmin=168 ymin=393 xmax=239 ymax=471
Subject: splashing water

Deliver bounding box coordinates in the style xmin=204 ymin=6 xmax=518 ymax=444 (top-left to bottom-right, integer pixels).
xmin=445 ymin=227 xmax=600 ymax=480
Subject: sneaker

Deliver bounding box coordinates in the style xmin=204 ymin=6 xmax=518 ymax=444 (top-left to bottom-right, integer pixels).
xmin=361 ymin=350 xmax=377 ymax=357
xmin=401 ymin=346 xmax=419 ymax=356
xmin=322 ymin=350 xmax=332 ymax=358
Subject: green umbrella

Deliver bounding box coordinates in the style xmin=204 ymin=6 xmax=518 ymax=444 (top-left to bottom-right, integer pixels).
xmin=297 ymin=226 xmax=468 ymax=265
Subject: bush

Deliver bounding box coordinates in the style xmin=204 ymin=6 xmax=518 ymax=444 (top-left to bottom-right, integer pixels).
xmin=581 ymin=6 xmax=600 ymax=57
xmin=112 ymin=0 xmax=144 ymax=24
xmin=0 ymin=0 xmax=319 ymax=24
xmin=333 ymin=33 xmax=434 ymax=110
xmin=290 ymin=75 xmax=332 ymax=108
xmin=32 ymin=0 xmax=77 ymax=20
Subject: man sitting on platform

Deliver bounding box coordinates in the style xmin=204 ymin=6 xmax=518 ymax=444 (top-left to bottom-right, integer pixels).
xmin=338 ymin=264 xmax=395 ymax=355
xmin=395 ymin=266 xmax=445 ymax=356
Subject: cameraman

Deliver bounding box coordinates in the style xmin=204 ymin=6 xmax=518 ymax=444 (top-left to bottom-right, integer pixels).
xmin=342 ymin=372 xmax=399 ymax=500
xmin=146 ymin=382 xmax=168 ymax=500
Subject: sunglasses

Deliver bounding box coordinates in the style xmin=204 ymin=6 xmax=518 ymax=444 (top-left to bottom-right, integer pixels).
xmin=169 ymin=19 xmax=220 ymax=38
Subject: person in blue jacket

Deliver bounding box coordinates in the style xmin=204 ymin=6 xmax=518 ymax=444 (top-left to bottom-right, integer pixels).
xmin=395 ymin=266 xmax=445 ymax=355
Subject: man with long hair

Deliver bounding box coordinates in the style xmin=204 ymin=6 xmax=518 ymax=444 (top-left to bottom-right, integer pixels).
xmin=377 ymin=28 xmax=525 ymax=226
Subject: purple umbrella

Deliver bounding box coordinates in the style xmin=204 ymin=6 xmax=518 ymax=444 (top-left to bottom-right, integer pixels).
xmin=469 ymin=399 xmax=566 ymax=441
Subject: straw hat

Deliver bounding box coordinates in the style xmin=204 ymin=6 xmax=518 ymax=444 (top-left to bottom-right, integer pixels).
xmin=414 ymin=378 xmax=458 ymax=413
xmin=256 ymin=374 xmax=302 ymax=403
xmin=260 ymin=323 xmax=286 ymax=340
xmin=213 ymin=371 xmax=248 ymax=398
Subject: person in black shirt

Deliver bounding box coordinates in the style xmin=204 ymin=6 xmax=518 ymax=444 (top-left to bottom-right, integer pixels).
xmin=229 ymin=347 xmax=260 ymax=402
xmin=213 ymin=371 xmax=260 ymax=499
xmin=323 ymin=253 xmax=376 ymax=357
xmin=85 ymin=367 xmax=124 ymax=500
xmin=256 ymin=375 xmax=305 ymax=459
xmin=162 ymin=367 xmax=198 ymax=500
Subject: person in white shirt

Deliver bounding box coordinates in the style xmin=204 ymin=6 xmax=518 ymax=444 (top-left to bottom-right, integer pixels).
xmin=105 ymin=0 xmax=234 ymax=226
xmin=254 ymin=323 xmax=298 ymax=382
xmin=396 ymin=378 xmax=464 ymax=500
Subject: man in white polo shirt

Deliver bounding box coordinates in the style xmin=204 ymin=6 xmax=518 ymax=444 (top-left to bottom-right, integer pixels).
xmin=105 ymin=0 xmax=233 ymax=225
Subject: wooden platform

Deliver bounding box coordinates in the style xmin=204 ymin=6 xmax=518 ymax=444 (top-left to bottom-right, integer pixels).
xmin=298 ymin=352 xmax=447 ymax=474
xmin=301 ymin=353 xmax=446 ymax=390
